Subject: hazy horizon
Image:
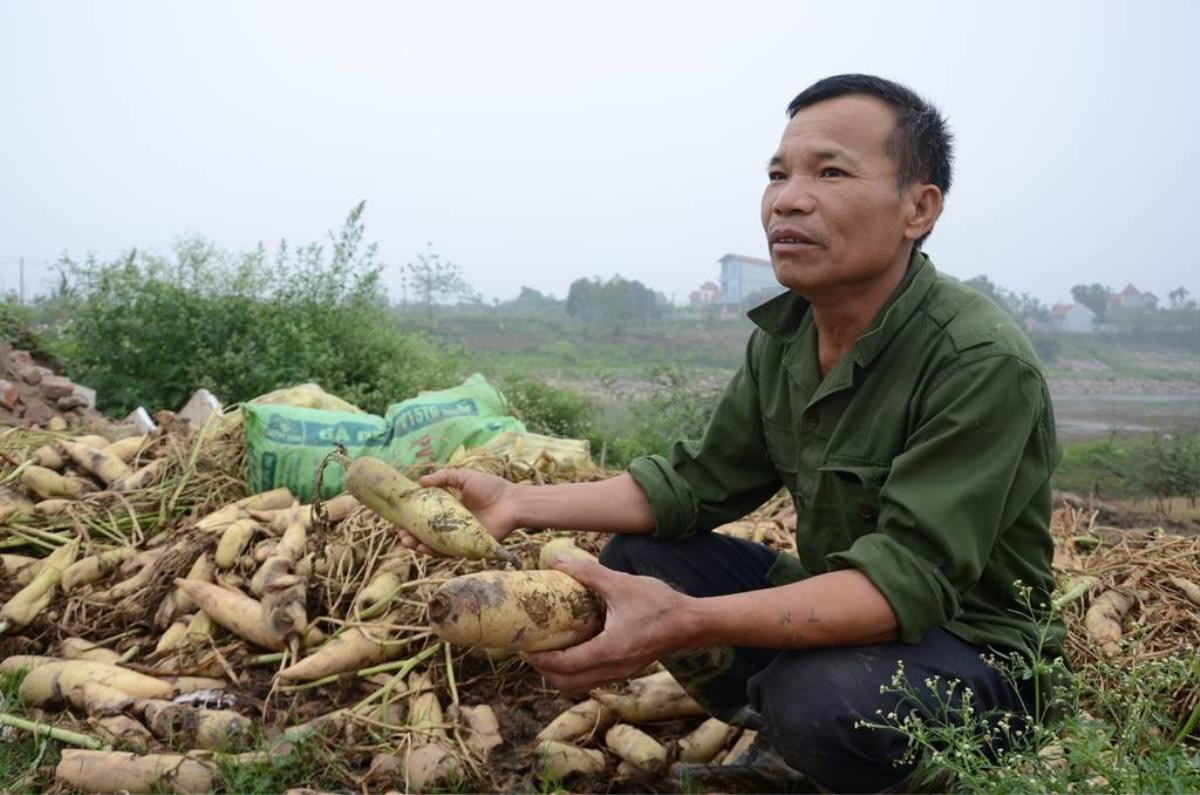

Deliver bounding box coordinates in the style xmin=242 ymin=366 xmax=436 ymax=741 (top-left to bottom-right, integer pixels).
xmin=3 ymin=1 xmax=1198 ymax=309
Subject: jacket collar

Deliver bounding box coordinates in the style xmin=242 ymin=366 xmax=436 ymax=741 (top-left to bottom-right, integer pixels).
xmin=747 ymin=249 xmax=937 ymax=369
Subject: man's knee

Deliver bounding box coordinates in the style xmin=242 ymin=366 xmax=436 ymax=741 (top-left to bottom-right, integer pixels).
xmin=597 ymin=532 xmax=654 ymax=573
xmin=749 ymin=650 xmax=912 ymax=791
xmin=597 ymin=533 xmax=699 ymax=583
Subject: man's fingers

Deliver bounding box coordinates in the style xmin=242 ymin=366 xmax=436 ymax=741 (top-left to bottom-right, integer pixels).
xmin=397 ymin=530 xmax=438 ymax=557
xmin=540 ymin=665 xmax=632 ymax=694
xmin=552 ymin=557 xmax=618 ymax=594
xmin=525 ymin=631 xmax=613 ymax=676
xmin=417 ymin=469 xmax=457 ymax=488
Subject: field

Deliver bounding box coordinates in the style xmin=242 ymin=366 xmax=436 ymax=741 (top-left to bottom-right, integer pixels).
xmin=430 ymin=312 xmax=1200 ymax=489
xmin=0 ymin=239 xmax=1197 ymax=792
xmin=0 ymin=424 xmax=1196 ymax=794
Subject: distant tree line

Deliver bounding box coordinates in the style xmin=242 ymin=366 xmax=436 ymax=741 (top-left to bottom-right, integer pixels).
xmin=565 ymin=276 xmax=662 ymax=334
xmin=960 ymin=274 xmax=1051 ymax=323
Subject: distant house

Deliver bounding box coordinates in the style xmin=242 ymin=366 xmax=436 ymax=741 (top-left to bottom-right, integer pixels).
xmin=718 ymin=254 xmax=786 ymax=306
xmin=1110 ymin=283 xmax=1159 ymax=310
xmin=1048 ymin=303 xmax=1096 ymax=333
xmin=688 ymin=281 xmax=721 ymax=306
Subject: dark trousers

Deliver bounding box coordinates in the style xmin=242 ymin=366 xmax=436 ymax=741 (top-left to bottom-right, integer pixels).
xmin=600 ymin=533 xmax=1033 ymax=793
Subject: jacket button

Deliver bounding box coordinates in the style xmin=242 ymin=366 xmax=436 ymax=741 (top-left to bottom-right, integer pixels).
xmin=859 ymin=504 xmax=877 ymax=520
xmin=803 ymin=411 xmax=819 ymax=429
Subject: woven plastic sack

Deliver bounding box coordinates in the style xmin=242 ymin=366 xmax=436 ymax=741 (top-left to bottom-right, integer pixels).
xmin=244 ymin=374 xmax=525 ymax=500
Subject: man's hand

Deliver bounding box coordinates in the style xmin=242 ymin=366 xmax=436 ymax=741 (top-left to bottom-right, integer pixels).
xmin=524 ymin=557 xmax=694 ymax=692
xmin=396 ymin=468 xmax=521 ymax=556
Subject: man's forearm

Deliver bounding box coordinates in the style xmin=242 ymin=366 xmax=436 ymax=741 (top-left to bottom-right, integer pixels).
xmin=513 ymin=473 xmax=656 ymax=535
xmin=680 ymin=569 xmax=898 ymax=650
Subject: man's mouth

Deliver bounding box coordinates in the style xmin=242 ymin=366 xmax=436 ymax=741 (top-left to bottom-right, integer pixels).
xmin=770 ymin=231 xmax=821 ymax=247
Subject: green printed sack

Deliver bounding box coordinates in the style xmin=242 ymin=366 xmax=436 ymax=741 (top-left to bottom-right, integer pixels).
xmin=244 ymin=374 xmax=526 ymax=500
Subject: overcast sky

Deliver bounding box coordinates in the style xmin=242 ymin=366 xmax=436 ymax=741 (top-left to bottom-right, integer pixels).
xmin=2 ymin=1 xmax=1197 ymax=307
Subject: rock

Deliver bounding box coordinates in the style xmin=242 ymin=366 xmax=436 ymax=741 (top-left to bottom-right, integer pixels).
xmin=22 ymin=401 xmax=56 ymax=427
xmin=17 ymin=366 xmax=42 ymax=385
xmin=8 ymin=349 xmax=32 ymax=368
xmin=178 ymin=389 xmax=222 ymax=428
xmin=0 ymin=379 xmax=18 ymax=410
xmin=39 ymin=375 xmax=75 ymax=400
xmin=71 ymin=384 xmax=96 ymax=410
xmin=124 ymin=407 xmax=157 ymax=434
xmin=57 ymin=395 xmax=89 ymax=411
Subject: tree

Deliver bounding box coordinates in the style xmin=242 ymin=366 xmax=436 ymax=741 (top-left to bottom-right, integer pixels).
xmin=566 ymin=275 xmax=659 ymax=333
xmin=963 ymin=275 xmax=1006 ymax=309
xmin=399 ymin=245 xmax=479 ymax=318
xmin=1007 ymin=291 xmax=1051 ymax=322
xmin=1169 ymin=286 xmax=1190 ymax=309
xmin=1071 ymin=283 xmax=1109 ymax=321
xmin=961 ymin=275 xmax=1049 ymax=322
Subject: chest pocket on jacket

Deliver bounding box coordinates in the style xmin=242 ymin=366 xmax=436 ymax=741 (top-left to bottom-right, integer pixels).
xmin=762 ymin=418 xmax=799 ymax=493
xmin=811 ymin=460 xmax=890 ymax=565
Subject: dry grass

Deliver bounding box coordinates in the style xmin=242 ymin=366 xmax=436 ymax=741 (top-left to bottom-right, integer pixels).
xmin=0 ymin=423 xmax=1196 ymax=792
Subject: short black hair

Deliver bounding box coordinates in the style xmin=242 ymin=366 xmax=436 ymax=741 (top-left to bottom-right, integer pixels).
xmin=787 ymin=74 xmax=953 ymax=245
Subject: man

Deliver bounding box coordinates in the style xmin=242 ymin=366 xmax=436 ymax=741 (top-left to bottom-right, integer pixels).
xmin=402 ymin=74 xmax=1062 ymax=792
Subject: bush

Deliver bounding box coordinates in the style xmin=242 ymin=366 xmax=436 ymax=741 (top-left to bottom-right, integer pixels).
xmin=48 ymin=204 xmax=465 ymax=416
xmin=0 ymin=299 xmax=59 ymax=367
xmin=1054 ymin=431 xmax=1200 ymax=504
xmin=501 ymin=376 xmax=596 ymax=440
xmin=1029 ymin=330 xmax=1062 ymax=365
xmin=597 ymin=366 xmax=721 ymax=468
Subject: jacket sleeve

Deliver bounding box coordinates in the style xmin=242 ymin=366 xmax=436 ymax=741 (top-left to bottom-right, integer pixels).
xmin=627 ymin=332 xmax=784 ymax=540
xmin=827 ymin=353 xmax=1056 ymax=644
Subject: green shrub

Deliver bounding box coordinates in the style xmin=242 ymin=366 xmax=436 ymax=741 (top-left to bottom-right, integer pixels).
xmin=1029 ymin=330 xmax=1062 ymax=365
xmin=48 ymin=204 xmax=465 ymax=416
xmin=597 ymin=366 xmax=721 ymax=468
xmin=1054 ymin=432 xmax=1200 ymax=503
xmin=501 ymin=376 xmax=596 ymax=440
xmin=0 ymin=299 xmax=60 ymax=368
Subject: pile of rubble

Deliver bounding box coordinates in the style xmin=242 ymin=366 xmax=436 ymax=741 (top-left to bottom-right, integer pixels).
xmin=0 ymin=343 xmax=100 ymax=430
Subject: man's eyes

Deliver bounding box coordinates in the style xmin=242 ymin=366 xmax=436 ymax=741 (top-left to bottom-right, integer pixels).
xmin=766 ymin=167 xmax=846 ymax=181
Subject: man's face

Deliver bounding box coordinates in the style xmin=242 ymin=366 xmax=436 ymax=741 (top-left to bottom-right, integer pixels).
xmin=761 ymin=94 xmax=920 ymax=297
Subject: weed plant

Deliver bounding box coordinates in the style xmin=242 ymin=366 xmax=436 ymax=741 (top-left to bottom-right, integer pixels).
xmin=858 ymin=585 xmax=1200 ymax=793
xmin=1054 ymin=431 xmax=1200 ymax=504
xmin=0 ymin=669 xmax=58 ymax=793
xmin=43 ymin=203 xmax=465 ymax=416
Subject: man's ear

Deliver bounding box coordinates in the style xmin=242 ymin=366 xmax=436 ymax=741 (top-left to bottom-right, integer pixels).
xmin=903 ymin=184 xmax=943 ymax=242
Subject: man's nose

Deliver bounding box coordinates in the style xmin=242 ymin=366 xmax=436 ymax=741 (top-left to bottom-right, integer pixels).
xmin=772 ymin=176 xmax=817 ymax=215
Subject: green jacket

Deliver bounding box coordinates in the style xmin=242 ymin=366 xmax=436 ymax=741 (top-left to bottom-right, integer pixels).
xmin=629 ymin=251 xmax=1064 ymax=660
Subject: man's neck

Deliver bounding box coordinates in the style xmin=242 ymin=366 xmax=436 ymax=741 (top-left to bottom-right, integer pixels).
xmin=808 ymin=249 xmax=912 ymax=377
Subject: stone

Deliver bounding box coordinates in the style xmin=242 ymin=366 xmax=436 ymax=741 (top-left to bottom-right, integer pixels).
xmin=8 ymin=349 xmax=32 ymax=368
xmin=71 ymin=384 xmax=96 ymax=410
xmin=0 ymin=379 xmax=19 ymax=410
xmin=124 ymin=407 xmax=157 ymax=434
xmin=39 ymin=375 xmax=75 ymax=400
xmin=57 ymin=395 xmax=89 ymax=411
xmin=16 ymin=365 xmax=42 ymax=385
xmin=178 ymin=388 xmax=222 ymax=428
xmin=22 ymin=401 xmax=55 ymax=427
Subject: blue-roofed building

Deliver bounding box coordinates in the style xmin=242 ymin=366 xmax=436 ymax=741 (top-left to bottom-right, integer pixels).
xmin=718 ymin=254 xmax=786 ymax=306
